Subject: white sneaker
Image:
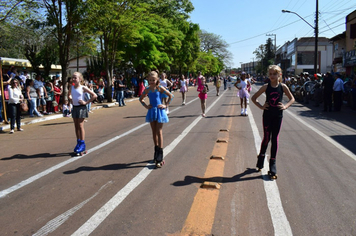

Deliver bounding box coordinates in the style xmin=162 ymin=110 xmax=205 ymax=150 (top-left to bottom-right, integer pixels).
xmin=10 ymin=130 xmax=14 ymax=134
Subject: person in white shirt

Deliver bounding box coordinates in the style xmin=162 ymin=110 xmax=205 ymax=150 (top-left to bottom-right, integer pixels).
xmin=333 ymin=73 xmax=344 ymax=111
xmin=8 ymin=79 xmax=24 ymax=133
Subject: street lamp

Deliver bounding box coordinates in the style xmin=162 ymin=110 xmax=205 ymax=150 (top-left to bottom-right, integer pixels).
xmin=282 ymin=0 xmax=319 ymax=74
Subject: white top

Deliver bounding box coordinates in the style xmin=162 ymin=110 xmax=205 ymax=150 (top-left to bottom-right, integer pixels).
xmin=160 ymin=79 xmax=168 ymax=88
xmin=9 ymin=87 xmax=22 ymax=104
xmin=240 ymin=80 xmax=248 ymax=89
xmin=71 ymin=85 xmax=85 ymax=106
xmin=180 ymin=79 xmax=188 ymax=87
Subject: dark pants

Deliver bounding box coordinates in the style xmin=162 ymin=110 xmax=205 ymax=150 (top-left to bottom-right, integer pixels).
xmin=259 ymin=116 xmax=283 ymax=157
xmin=8 ymin=103 xmax=21 ymax=130
xmin=323 ymin=91 xmax=333 ymax=111
xmin=333 ymin=91 xmax=343 ymax=111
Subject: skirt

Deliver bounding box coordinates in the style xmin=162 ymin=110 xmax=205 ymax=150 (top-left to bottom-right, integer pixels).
xmin=72 ymin=105 xmax=88 ymax=118
xmin=146 ymin=107 xmax=169 ymax=123
xmin=180 ymin=86 xmax=187 ymax=93
xmin=237 ymin=89 xmax=250 ymax=99
xmin=199 ymin=92 xmax=207 ymax=100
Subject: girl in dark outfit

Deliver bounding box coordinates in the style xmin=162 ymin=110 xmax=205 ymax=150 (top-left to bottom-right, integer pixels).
xmin=251 ymin=65 xmax=295 ymax=179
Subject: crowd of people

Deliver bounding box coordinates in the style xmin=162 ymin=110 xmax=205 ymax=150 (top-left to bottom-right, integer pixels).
xmin=282 ymin=71 xmax=356 ymax=112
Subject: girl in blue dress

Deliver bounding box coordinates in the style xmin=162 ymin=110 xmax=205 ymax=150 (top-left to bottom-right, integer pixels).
xmin=139 ymin=71 xmax=174 ymax=168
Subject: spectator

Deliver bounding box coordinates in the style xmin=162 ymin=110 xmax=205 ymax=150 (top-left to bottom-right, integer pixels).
xmin=131 ymin=74 xmax=138 ymax=97
xmin=351 ymin=74 xmax=356 ymax=110
xmin=84 ymin=80 xmax=93 ymax=113
xmin=8 ymin=79 xmax=23 ymax=133
xmin=62 ymin=100 xmax=72 ymax=117
xmin=137 ymin=75 xmax=145 ymax=97
xmin=114 ymin=75 xmax=126 ymax=106
xmin=45 ymin=81 xmax=54 ymax=114
xmin=322 ymin=72 xmax=334 ymax=112
xmin=34 ymin=74 xmax=48 ymax=114
xmin=26 ymin=79 xmax=43 ymax=117
xmin=53 ymin=79 xmax=62 ymax=113
xmin=333 ymin=73 xmax=344 ymax=112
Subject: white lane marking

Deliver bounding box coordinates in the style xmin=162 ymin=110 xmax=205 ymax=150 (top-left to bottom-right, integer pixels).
xmin=71 ymin=90 xmax=226 ymax=236
xmin=248 ymin=106 xmax=293 ymax=236
xmin=33 ymin=181 xmax=113 ymax=236
xmin=284 ymin=109 xmax=356 ymax=161
xmin=0 ymin=124 xmax=147 ymax=199
xmin=0 ymin=92 xmax=205 ymax=199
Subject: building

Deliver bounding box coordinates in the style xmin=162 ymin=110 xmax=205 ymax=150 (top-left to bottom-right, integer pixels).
xmin=276 ymin=37 xmax=333 ymax=75
xmin=344 ymin=10 xmax=356 ymax=75
xmin=329 ymin=32 xmax=346 ymax=73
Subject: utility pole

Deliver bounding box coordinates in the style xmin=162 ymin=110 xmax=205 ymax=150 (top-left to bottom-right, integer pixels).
xmin=266 ymin=33 xmax=277 ymax=63
xmin=314 ymin=0 xmax=319 ymax=74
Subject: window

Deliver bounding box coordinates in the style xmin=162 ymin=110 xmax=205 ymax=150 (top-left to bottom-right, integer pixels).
xmin=351 ymin=23 xmax=356 ymax=39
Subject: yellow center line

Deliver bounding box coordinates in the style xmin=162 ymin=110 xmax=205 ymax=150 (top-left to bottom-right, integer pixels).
xmin=180 ymin=101 xmax=235 ymax=236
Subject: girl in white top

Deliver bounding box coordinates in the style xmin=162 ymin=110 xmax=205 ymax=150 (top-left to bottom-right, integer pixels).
xmin=68 ymin=72 xmax=97 ymax=154
xmin=160 ymin=73 xmax=172 ymax=114
xmin=234 ymin=72 xmax=251 ymax=116
xmin=179 ymin=74 xmax=189 ymax=105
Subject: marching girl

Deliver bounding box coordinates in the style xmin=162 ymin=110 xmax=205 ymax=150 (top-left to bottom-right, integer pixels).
xmin=68 ymin=72 xmax=97 ymax=155
xmin=234 ymin=72 xmax=251 ymax=116
xmin=197 ymin=76 xmax=209 ymax=117
xmin=139 ymin=71 xmax=174 ymax=168
xmin=179 ymin=74 xmax=189 ymax=105
xmin=160 ymin=72 xmax=172 ymax=114
xmin=251 ymin=65 xmax=295 ymax=179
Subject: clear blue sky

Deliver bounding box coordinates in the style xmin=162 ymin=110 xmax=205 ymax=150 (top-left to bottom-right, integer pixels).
xmin=189 ymin=0 xmax=356 ymax=69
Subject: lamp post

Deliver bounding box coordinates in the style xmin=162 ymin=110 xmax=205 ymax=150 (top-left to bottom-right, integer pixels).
xmin=282 ymin=0 xmax=318 ymax=74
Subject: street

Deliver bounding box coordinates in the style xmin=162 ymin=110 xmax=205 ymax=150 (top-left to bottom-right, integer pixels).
xmin=1 ymin=84 xmax=356 ymax=236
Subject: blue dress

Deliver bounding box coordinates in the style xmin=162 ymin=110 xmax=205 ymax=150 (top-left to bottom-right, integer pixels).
xmin=146 ymin=88 xmax=169 ymax=123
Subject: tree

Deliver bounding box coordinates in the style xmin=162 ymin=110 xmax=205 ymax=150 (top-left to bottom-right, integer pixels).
xmin=199 ymin=29 xmax=232 ymax=67
xmin=44 ymin=0 xmax=82 ymax=101
xmin=253 ymin=38 xmax=275 ymax=74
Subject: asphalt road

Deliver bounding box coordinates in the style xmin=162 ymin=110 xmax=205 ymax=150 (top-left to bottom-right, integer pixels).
xmin=0 ymin=83 xmax=355 ymax=236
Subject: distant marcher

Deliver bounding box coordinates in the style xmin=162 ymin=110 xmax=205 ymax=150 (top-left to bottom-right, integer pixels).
xmin=235 ymin=72 xmax=251 ymax=116
xmin=160 ymin=72 xmax=172 ymax=114
xmin=197 ymin=76 xmax=209 ymax=117
xmin=179 ymin=74 xmax=189 ymax=105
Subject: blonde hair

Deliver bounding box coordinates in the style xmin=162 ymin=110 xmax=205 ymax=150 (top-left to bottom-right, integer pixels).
xmin=268 ymin=65 xmax=283 ymax=82
xmin=148 ymin=71 xmax=160 ymax=85
xmin=73 ymin=72 xmax=85 ymax=85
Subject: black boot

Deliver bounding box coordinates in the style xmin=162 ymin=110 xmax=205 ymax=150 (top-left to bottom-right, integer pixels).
xmin=155 ymin=147 xmax=164 ymax=167
xmin=154 ymin=146 xmax=159 ymax=161
xmin=268 ymin=158 xmax=277 ymax=179
xmin=256 ymin=154 xmax=265 ymax=171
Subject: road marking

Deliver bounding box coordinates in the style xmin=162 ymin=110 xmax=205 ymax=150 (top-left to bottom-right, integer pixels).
xmin=248 ymin=106 xmax=293 ymax=236
xmin=71 ymin=90 xmax=226 ymax=236
xmin=33 ymin=181 xmax=113 ymax=236
xmin=0 ymin=95 xmax=207 ymax=199
xmin=181 ymin=103 xmax=233 ymax=235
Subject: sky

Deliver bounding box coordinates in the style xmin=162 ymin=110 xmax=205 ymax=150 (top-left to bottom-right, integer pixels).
xmin=188 ymin=0 xmax=356 ymax=69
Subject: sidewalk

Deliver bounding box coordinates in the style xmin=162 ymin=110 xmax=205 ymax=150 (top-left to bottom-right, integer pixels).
xmin=0 ymin=98 xmax=137 ymax=131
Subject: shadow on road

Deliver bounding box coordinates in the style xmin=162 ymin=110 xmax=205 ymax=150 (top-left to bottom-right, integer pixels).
xmin=1 ymin=152 xmax=71 ymax=160
xmin=171 ymin=168 xmax=261 ymax=187
xmin=63 ymin=160 xmax=153 ymax=174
